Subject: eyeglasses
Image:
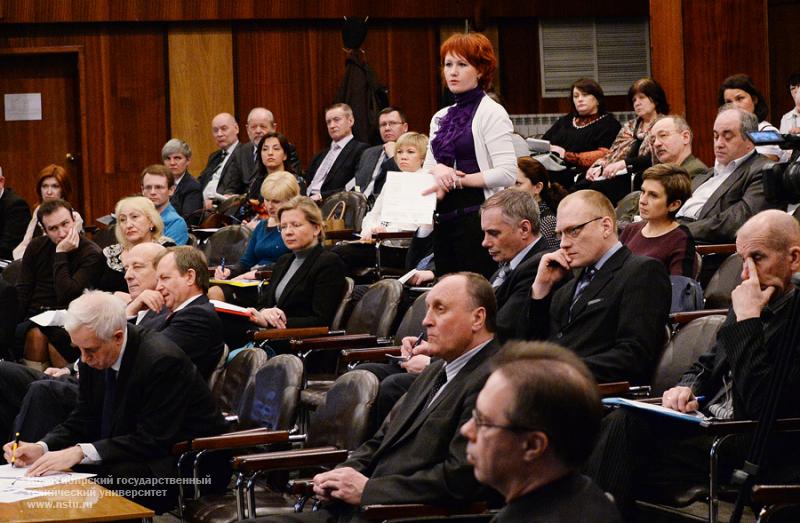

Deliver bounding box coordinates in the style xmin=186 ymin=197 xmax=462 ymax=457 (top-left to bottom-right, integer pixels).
xmin=379 ymin=121 xmax=404 ymax=128
xmin=555 ymin=216 xmax=603 ymax=240
xmin=471 ymin=409 xmax=535 ymax=433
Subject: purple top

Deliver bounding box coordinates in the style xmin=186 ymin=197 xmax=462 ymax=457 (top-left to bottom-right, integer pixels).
xmin=430 ymin=87 xmax=484 ymax=175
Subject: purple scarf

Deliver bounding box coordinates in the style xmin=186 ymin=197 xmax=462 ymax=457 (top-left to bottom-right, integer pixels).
xmin=430 ymin=87 xmax=485 ymax=168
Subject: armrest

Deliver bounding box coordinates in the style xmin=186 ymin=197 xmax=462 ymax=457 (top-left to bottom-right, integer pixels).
xmin=171 ymin=427 xmax=274 ymax=455
xmin=325 ymin=229 xmax=357 ymax=240
xmin=752 ymin=484 xmax=800 ymax=504
xmin=254 ymin=270 xmax=272 ymax=280
xmin=287 ymin=478 xmax=315 ymax=496
xmin=670 ymin=309 xmax=728 ymax=325
xmin=597 ymin=381 xmax=630 ymax=397
xmin=252 ymin=326 xmax=330 ymax=342
xmin=190 ymin=429 xmax=291 ymax=451
xmin=696 ymin=244 xmax=736 ymax=256
xmin=289 ymin=334 xmax=379 ymax=352
xmin=340 ymin=346 xmax=402 ymax=365
xmin=233 ymin=446 xmax=348 ymax=473
xmin=373 ymin=231 xmax=415 ymax=241
xmin=701 ymin=417 xmax=800 ymax=436
xmin=360 ymin=502 xmax=488 ymax=521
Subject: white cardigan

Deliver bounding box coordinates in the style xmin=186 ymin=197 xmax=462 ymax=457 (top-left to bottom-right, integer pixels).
xmin=423 ymin=94 xmax=517 ymax=198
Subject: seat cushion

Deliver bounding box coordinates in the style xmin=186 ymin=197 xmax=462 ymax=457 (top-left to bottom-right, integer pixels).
xmin=300 ymin=381 xmax=334 ymax=411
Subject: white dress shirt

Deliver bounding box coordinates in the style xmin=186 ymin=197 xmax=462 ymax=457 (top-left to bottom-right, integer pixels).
xmin=677 ymin=149 xmax=756 ymax=220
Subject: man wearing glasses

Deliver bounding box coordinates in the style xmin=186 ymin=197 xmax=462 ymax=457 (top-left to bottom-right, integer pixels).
xmin=461 ymin=341 xmax=621 ymax=522
xmin=524 ymin=190 xmax=670 ymax=385
xmin=350 ymin=106 xmax=409 ymax=201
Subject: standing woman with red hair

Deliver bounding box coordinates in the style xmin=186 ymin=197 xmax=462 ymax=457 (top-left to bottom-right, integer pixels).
xmin=423 ymin=32 xmax=516 ymax=279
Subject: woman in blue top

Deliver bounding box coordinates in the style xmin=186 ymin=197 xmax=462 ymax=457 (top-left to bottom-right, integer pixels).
xmin=208 ymin=171 xmax=299 ymax=304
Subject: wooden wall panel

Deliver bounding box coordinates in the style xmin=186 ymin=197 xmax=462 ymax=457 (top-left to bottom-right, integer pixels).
xmin=649 ymin=0 xmax=685 ymax=116
xmin=768 ymin=0 xmax=800 ymax=132
xmin=0 ymin=25 xmax=168 ymax=222
xmin=0 ymin=0 xmax=649 ymax=23
xmin=233 ymin=21 xmax=440 ymax=168
xmin=168 ymin=26 xmax=235 ymax=173
xmin=681 ymin=0 xmax=769 ymax=165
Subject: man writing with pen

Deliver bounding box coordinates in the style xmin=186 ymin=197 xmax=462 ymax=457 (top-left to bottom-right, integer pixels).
xmin=585 ymin=209 xmax=800 ymax=519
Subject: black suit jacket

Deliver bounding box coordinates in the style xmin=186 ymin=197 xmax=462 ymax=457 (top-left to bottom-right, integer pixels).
xmin=305 ymin=138 xmax=369 ymax=198
xmin=218 ymin=142 xmax=256 ymax=195
xmin=526 ymin=246 xmax=671 ymax=384
xmin=41 ymin=325 xmax=227 ymax=478
xmin=161 ymin=295 xmax=224 ymax=380
xmin=262 ymin=244 xmax=346 ymax=328
xmin=493 ymin=239 xmax=552 ymax=343
xmin=0 ymin=188 xmax=31 ymax=260
xmin=170 ymin=172 xmax=203 ymax=223
xmin=198 ymin=143 xmax=239 ymax=195
xmin=353 ymin=145 xmax=386 ymax=192
xmin=679 ymin=152 xmax=775 ymax=243
xmin=342 ymin=339 xmax=500 ymax=506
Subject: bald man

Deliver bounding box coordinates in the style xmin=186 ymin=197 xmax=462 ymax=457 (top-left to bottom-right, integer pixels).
xmin=587 ymin=209 xmax=800 ymax=517
xmin=524 ymin=190 xmax=671 ymax=385
xmin=199 ymin=112 xmax=241 ymax=208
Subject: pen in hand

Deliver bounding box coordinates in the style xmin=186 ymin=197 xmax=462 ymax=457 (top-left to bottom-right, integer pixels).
xmin=11 ymin=432 xmax=19 ymax=466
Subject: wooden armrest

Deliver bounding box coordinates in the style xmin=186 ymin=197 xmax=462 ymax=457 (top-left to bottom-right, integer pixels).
xmin=289 ymin=334 xmax=378 ymax=352
xmin=752 ymin=484 xmax=800 ymax=504
xmin=325 ymin=229 xmax=357 ymax=240
xmin=233 ymin=446 xmax=347 ymax=473
xmin=340 ymin=346 xmax=402 ymax=364
xmin=287 ymin=478 xmax=315 ymax=496
xmin=254 ymin=270 xmax=272 ymax=280
xmin=252 ymin=326 xmax=330 ymax=342
xmin=670 ymin=309 xmax=728 ymax=325
xmin=360 ymin=502 xmax=488 ymax=520
xmin=171 ymin=427 xmax=270 ymax=454
xmin=597 ymin=381 xmax=630 ymax=397
xmin=373 ymin=231 xmax=415 ymax=241
xmin=190 ymin=429 xmax=291 ymax=451
xmin=696 ymin=244 xmax=736 ymax=256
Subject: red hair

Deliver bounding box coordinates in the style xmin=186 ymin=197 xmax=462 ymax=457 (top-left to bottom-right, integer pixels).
xmin=36 ymin=164 xmax=72 ymax=203
xmin=440 ymin=33 xmax=497 ymax=91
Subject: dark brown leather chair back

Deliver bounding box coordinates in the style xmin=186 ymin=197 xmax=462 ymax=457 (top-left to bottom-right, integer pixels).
xmin=242 ymin=354 xmax=303 ymax=430
xmin=211 ymin=347 xmax=269 ymax=418
xmin=704 ymin=253 xmax=742 ymax=309
xmin=203 ymin=225 xmax=251 ymax=266
xmin=307 ymin=369 xmax=379 ymax=450
xmin=346 ymin=278 xmax=404 ymax=337
xmin=330 ymin=277 xmax=355 ymax=330
xmin=0 ymin=259 xmax=23 ymax=286
xmin=651 ymin=314 xmax=726 ymax=396
xmin=394 ymin=291 xmax=429 ymax=343
xmin=320 ymin=191 xmax=369 ymax=231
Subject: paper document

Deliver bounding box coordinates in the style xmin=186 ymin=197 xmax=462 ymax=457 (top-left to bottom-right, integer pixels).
xmin=210 ymin=299 xmax=253 ymax=318
xmin=398 ymin=269 xmax=419 ymax=285
xmin=602 ymin=397 xmax=710 ymax=425
xmin=0 ymin=464 xmax=95 ymax=491
xmin=210 ymin=279 xmax=262 ymax=288
xmin=379 ymin=171 xmax=436 ymax=226
xmin=30 ymin=310 xmax=67 ymax=327
xmin=0 ymin=487 xmax=47 ymax=503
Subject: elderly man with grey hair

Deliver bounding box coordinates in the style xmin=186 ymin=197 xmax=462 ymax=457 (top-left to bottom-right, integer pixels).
xmin=162 ymin=138 xmax=202 ymax=223
xmin=676 ymin=104 xmax=777 ymax=243
xmin=2 ymin=290 xmax=227 ymax=513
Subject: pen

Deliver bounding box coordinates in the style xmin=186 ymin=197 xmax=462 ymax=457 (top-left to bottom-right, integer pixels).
xmin=219 ymin=257 xmax=226 ymax=273
xmin=694 ymin=395 xmax=705 ymax=404
xmin=11 ymin=432 xmax=19 ymax=466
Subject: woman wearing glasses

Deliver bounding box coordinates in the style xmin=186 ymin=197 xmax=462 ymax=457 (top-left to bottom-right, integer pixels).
xmin=248 ymin=195 xmax=346 ymax=329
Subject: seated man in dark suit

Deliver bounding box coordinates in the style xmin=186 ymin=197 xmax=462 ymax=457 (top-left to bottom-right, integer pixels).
xmin=463 ymin=341 xmax=621 ymax=522
xmin=199 ymin=112 xmax=240 ymax=209
xmin=586 ymin=210 xmax=800 ymax=518
xmin=262 ymin=272 xmax=501 ymax=522
xmin=162 ymin=138 xmax=203 ymax=223
xmin=16 ymin=199 xmax=105 ymax=367
xmin=0 ymin=167 xmax=31 ymax=260
xmin=349 ymin=106 xmax=407 ymax=200
xmin=0 ymin=278 xmax=17 ymax=359
xmin=676 ymin=105 xmax=776 ymax=243
xmin=526 ymin=190 xmax=671 ymax=385
xmin=3 ymin=290 xmax=228 ymax=513
xmin=305 ymin=103 xmax=368 ymax=201
xmin=362 ymin=189 xmax=553 ymax=423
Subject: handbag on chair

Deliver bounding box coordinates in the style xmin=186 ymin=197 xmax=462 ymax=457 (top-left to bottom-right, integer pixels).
xmin=323 ymin=200 xmax=347 ymax=246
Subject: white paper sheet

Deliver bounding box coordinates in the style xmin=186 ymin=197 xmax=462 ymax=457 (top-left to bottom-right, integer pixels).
xmin=30 ymin=310 xmax=67 ymax=327
xmin=0 ymin=487 xmax=47 ymax=503
xmin=0 ymin=464 xmax=95 ymax=490
xmin=379 ymin=171 xmax=436 ymax=226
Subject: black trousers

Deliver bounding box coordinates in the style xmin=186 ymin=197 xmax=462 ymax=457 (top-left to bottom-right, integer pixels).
xmin=0 ymin=361 xmax=44 ymax=440
xmin=15 ymin=376 xmax=79 ymax=441
xmin=433 ymin=212 xmax=496 ymax=279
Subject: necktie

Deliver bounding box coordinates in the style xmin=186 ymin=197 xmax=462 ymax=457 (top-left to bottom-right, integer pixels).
xmin=569 ymin=266 xmax=597 ymax=321
xmin=491 ymin=263 xmax=511 ymax=289
xmin=252 ymin=144 xmax=258 ymax=163
xmin=101 ymin=369 xmax=117 ymax=439
xmin=309 ymin=144 xmax=341 ymax=195
xmin=363 ymin=151 xmax=387 ymax=198
xmin=425 ymin=367 xmax=448 ymax=409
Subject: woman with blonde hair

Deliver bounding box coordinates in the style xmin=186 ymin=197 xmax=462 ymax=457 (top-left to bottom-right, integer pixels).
xmin=99 ymin=195 xmax=174 ymax=292
xmin=249 ymin=196 xmax=346 ymax=329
